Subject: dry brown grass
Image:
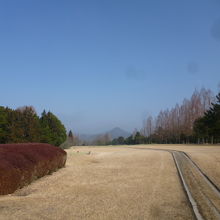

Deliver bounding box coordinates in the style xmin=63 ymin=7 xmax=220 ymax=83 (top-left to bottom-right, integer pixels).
xmin=0 ymin=146 xmax=196 ymax=220
xmin=134 ymin=144 xmax=220 ymax=188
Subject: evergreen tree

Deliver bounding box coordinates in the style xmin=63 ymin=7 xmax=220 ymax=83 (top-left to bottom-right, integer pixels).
xmin=0 ymin=106 xmax=67 ymax=146
xmin=193 ymin=117 xmax=208 ymax=143
xmin=194 ymin=92 xmax=220 ymax=143
xmin=125 ymin=135 xmax=134 ymax=145
xmin=67 ymin=130 xmax=74 ymax=146
xmin=134 ymin=132 xmax=146 ymax=144
xmin=40 ymin=111 xmax=67 ymax=146
xmin=117 ymin=136 xmax=125 ymax=145
xmin=111 ymin=136 xmax=125 ymax=145
xmin=6 ymin=107 xmax=25 ymax=143
xmin=16 ymin=106 xmax=41 ymax=142
xmin=0 ymin=106 xmax=8 ymax=143
xmin=205 ymin=92 xmax=220 ymax=142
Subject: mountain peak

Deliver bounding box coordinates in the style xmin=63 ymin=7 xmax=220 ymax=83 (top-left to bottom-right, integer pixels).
xmin=110 ymin=127 xmax=123 ymax=131
xmin=107 ymin=127 xmax=130 ymax=139
xmin=79 ymin=127 xmax=131 ymax=142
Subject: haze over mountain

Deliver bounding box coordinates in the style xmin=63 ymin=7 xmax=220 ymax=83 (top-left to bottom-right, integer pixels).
xmin=108 ymin=127 xmax=131 ymax=139
xmin=80 ymin=127 xmax=131 ymax=142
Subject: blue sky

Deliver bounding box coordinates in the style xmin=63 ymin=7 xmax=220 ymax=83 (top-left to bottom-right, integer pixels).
xmin=0 ymin=0 xmax=220 ymax=134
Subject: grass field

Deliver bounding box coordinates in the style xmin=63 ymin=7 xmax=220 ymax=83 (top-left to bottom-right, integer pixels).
xmin=135 ymin=144 xmax=220 ymax=189
xmin=0 ymin=145 xmax=220 ymax=219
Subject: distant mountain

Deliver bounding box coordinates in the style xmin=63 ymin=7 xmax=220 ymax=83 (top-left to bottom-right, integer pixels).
xmin=107 ymin=127 xmax=130 ymax=139
xmin=79 ymin=127 xmax=131 ymax=142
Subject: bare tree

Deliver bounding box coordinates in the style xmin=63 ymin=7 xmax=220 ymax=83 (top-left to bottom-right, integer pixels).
xmin=147 ymin=88 xmax=215 ymax=143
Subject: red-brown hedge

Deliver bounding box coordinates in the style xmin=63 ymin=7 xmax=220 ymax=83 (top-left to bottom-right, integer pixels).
xmin=0 ymin=143 xmax=67 ymax=195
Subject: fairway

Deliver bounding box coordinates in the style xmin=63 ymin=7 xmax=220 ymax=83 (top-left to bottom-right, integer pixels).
xmin=137 ymin=144 xmax=220 ymax=189
xmin=1 ymin=1 xmax=219 ymax=219
xmin=0 ymin=145 xmax=202 ymax=220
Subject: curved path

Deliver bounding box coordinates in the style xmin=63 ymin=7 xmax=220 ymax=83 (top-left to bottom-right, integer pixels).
xmin=127 ymin=147 xmax=220 ymax=220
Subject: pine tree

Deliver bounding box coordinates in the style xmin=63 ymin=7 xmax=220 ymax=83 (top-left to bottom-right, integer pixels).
xmin=205 ymin=92 xmax=220 ymax=142
xmin=68 ymin=130 xmax=74 ymax=145
xmin=40 ymin=111 xmax=67 ymax=146
xmin=194 ymin=92 xmax=220 ymax=143
xmin=0 ymin=106 xmax=8 ymax=143
xmin=17 ymin=106 xmax=41 ymax=142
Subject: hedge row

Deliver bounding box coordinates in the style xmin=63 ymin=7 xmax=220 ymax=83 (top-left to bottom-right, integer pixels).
xmin=0 ymin=143 xmax=67 ymax=195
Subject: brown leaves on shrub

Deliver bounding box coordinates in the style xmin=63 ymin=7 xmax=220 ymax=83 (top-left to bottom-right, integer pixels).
xmin=0 ymin=143 xmax=67 ymax=195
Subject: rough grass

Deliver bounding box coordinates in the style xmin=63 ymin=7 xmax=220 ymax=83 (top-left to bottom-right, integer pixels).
xmin=134 ymin=144 xmax=220 ymax=188
xmin=0 ymin=146 xmax=194 ymax=220
xmin=0 ymin=143 xmax=67 ymax=195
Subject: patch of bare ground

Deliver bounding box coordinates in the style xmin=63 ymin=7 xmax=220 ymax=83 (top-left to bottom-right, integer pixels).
xmin=0 ymin=146 xmax=194 ymax=220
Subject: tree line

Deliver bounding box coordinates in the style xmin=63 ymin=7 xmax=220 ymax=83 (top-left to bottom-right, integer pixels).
xmin=111 ymin=88 xmax=219 ymax=145
xmin=0 ymin=106 xmax=66 ymax=146
xmin=2 ymin=87 xmax=218 ymax=147
xmin=143 ymin=88 xmax=216 ymax=144
xmin=111 ymin=132 xmax=146 ymax=145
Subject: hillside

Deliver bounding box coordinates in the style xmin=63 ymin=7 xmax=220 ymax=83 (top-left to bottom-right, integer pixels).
xmin=80 ymin=127 xmax=130 ymax=142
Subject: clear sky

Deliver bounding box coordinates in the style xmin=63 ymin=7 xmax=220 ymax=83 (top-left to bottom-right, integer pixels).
xmin=0 ymin=0 xmax=220 ymax=134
